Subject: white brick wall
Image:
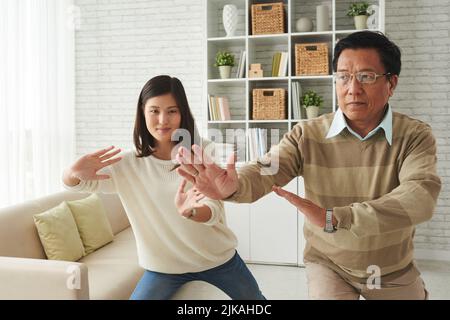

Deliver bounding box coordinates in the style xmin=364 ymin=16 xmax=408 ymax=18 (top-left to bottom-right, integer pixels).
xmin=74 ymin=0 xmax=204 ymax=154
xmin=385 ymin=0 xmax=450 ymax=252
xmin=74 ymin=0 xmax=450 ymax=253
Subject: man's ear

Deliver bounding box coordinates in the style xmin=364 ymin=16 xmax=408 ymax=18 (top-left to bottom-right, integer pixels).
xmin=388 ymin=74 xmax=399 ymax=96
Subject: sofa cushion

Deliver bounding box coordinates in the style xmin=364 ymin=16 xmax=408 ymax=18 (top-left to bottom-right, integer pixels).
xmin=33 ymin=202 xmax=86 ymax=261
xmin=66 ymin=194 xmax=114 ymax=254
xmin=79 ymin=227 xmax=144 ymax=300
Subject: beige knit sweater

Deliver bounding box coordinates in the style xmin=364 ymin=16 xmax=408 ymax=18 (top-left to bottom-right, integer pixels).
xmin=229 ymin=111 xmax=441 ymax=280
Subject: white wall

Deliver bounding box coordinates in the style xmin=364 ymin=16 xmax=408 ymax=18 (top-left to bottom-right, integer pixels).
xmin=74 ymin=0 xmax=204 ymax=153
xmin=74 ymin=0 xmax=450 ymax=254
xmin=384 ymin=0 xmax=450 ymax=254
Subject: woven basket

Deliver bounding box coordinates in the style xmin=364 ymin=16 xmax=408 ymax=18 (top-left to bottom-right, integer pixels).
xmin=252 ymin=88 xmax=286 ymax=120
xmin=295 ymin=43 xmax=329 ymax=76
xmin=251 ymin=2 xmax=285 ymax=35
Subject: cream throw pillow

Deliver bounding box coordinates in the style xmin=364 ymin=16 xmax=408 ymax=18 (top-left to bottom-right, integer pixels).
xmin=66 ymin=194 xmax=114 ymax=254
xmin=33 ymin=202 xmax=86 ymax=261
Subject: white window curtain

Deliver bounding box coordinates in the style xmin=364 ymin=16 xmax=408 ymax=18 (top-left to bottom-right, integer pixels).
xmin=0 ymin=0 xmax=75 ymax=208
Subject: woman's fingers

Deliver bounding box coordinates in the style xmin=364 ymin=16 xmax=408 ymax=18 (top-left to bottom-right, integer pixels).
xmin=177 ymin=179 xmax=187 ymax=195
xmin=99 ymin=147 xmax=122 ymax=160
xmin=91 ymin=146 xmax=115 ymax=157
xmin=176 ymin=167 xmax=196 ymax=184
xmin=99 ymin=156 xmax=122 ymax=168
xmin=95 ymin=174 xmax=111 ymax=180
xmin=195 ymin=194 xmax=205 ymax=201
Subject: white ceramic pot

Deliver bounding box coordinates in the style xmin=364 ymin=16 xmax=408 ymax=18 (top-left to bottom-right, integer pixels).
xmin=219 ymin=66 xmax=232 ymax=79
xmin=223 ymin=4 xmax=238 ymax=37
xmin=354 ymin=15 xmax=368 ymax=30
xmin=306 ymin=106 xmax=319 ymax=119
xmin=296 ymin=17 xmax=313 ymax=32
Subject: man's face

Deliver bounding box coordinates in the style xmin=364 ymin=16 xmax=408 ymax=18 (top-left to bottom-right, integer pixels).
xmin=336 ymin=48 xmax=398 ymax=126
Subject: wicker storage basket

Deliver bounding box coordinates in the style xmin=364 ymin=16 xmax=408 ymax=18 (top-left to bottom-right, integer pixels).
xmin=295 ymin=43 xmax=329 ymax=76
xmin=252 ymin=88 xmax=286 ymax=120
xmin=251 ymin=2 xmax=285 ymax=35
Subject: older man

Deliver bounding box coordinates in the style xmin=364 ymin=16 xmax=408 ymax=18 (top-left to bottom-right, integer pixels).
xmin=176 ymin=31 xmax=441 ymax=300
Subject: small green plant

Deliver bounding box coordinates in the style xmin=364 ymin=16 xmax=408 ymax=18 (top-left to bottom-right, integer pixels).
xmin=214 ymin=51 xmax=235 ymax=67
xmin=346 ymin=2 xmax=373 ymax=17
xmin=301 ymin=90 xmax=323 ymax=108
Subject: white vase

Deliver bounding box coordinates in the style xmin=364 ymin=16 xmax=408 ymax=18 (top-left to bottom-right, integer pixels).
xmin=316 ymin=5 xmax=329 ymax=31
xmin=306 ymin=106 xmax=319 ymax=119
xmin=354 ymin=15 xmax=368 ymax=30
xmin=219 ymin=66 xmax=231 ymax=79
xmin=366 ymin=5 xmax=379 ymax=30
xmin=223 ymin=4 xmax=238 ymax=37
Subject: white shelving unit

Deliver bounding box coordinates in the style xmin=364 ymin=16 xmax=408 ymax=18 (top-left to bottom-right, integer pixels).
xmin=205 ymin=0 xmax=384 ymax=266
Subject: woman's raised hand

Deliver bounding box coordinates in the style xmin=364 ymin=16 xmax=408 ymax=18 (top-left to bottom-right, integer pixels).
xmin=175 ymin=179 xmax=205 ymax=218
xmin=68 ymin=146 xmax=122 ymax=182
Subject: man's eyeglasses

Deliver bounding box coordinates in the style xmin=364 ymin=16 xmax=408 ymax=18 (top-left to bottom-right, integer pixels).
xmin=334 ymin=71 xmax=391 ymax=85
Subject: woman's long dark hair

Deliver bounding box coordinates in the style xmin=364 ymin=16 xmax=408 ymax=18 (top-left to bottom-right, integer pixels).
xmin=133 ymin=75 xmax=200 ymax=158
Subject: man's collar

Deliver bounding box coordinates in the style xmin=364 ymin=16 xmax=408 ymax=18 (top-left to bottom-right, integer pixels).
xmin=325 ymin=105 xmax=392 ymax=145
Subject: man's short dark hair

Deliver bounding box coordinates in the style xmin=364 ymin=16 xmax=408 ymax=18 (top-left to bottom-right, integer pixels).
xmin=333 ymin=31 xmax=401 ymax=76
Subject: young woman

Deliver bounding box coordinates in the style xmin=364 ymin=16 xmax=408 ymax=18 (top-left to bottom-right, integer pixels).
xmin=62 ymin=75 xmax=265 ymax=300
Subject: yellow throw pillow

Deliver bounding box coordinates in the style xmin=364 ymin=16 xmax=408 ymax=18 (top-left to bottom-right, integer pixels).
xmin=33 ymin=202 xmax=86 ymax=261
xmin=66 ymin=194 xmax=114 ymax=254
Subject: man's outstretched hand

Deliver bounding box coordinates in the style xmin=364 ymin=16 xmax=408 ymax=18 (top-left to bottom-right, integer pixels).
xmin=272 ymin=185 xmax=336 ymax=228
xmin=176 ymin=144 xmax=239 ymax=200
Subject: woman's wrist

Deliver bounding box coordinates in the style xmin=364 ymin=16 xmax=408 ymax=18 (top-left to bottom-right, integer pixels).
xmin=63 ymin=169 xmax=81 ymax=187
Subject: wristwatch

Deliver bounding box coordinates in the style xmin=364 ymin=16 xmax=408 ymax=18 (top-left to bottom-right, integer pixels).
xmin=324 ymin=209 xmax=337 ymax=233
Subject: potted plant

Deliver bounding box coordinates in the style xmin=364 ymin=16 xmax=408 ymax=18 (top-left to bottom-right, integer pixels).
xmin=301 ymin=90 xmax=323 ymax=119
xmin=346 ymin=2 xmax=374 ymax=30
xmin=214 ymin=51 xmax=235 ymax=79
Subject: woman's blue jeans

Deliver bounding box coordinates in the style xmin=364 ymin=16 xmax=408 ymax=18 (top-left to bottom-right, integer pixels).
xmin=130 ymin=251 xmax=265 ymax=300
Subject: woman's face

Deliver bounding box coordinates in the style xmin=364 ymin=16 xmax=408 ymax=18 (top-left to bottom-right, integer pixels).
xmin=144 ymin=93 xmax=182 ymax=147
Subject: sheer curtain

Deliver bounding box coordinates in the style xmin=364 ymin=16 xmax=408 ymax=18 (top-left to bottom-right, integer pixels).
xmin=0 ymin=0 xmax=75 ymax=208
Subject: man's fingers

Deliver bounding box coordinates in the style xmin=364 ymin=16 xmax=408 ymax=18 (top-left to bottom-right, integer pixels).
xmin=176 ymin=168 xmax=196 ymax=184
xmin=176 ymin=154 xmax=198 ymax=176
xmin=226 ymin=151 xmax=237 ymax=172
xmin=193 ymin=144 xmax=216 ymax=168
xmin=273 ymin=186 xmax=302 ymax=205
xmin=91 ymin=146 xmax=115 ymax=157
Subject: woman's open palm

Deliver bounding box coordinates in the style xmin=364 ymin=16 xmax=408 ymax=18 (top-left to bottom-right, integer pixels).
xmin=70 ymin=146 xmax=122 ymax=181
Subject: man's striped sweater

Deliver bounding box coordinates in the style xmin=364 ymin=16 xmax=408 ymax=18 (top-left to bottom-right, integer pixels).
xmin=229 ymin=111 xmax=441 ymax=281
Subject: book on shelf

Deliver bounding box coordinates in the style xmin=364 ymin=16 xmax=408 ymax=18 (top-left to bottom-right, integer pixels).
xmin=248 ymin=128 xmax=268 ymax=161
xmin=291 ymin=82 xmax=303 ymax=120
xmin=278 ymin=52 xmax=288 ymax=77
xmin=271 ymin=52 xmax=288 ymax=77
xmin=208 ymin=94 xmax=231 ymax=121
xmin=235 ymin=50 xmax=246 ymax=78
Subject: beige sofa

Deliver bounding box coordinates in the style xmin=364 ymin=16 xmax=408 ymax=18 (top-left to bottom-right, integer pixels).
xmin=0 ymin=191 xmax=228 ymax=300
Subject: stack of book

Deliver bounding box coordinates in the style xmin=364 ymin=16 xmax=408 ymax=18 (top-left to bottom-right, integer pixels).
xmin=291 ymin=82 xmax=304 ymax=120
xmin=208 ymin=95 xmax=231 ymax=121
xmin=248 ymin=128 xmax=267 ymax=161
xmin=235 ymin=50 xmax=246 ymax=78
xmin=271 ymin=51 xmax=288 ymax=77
